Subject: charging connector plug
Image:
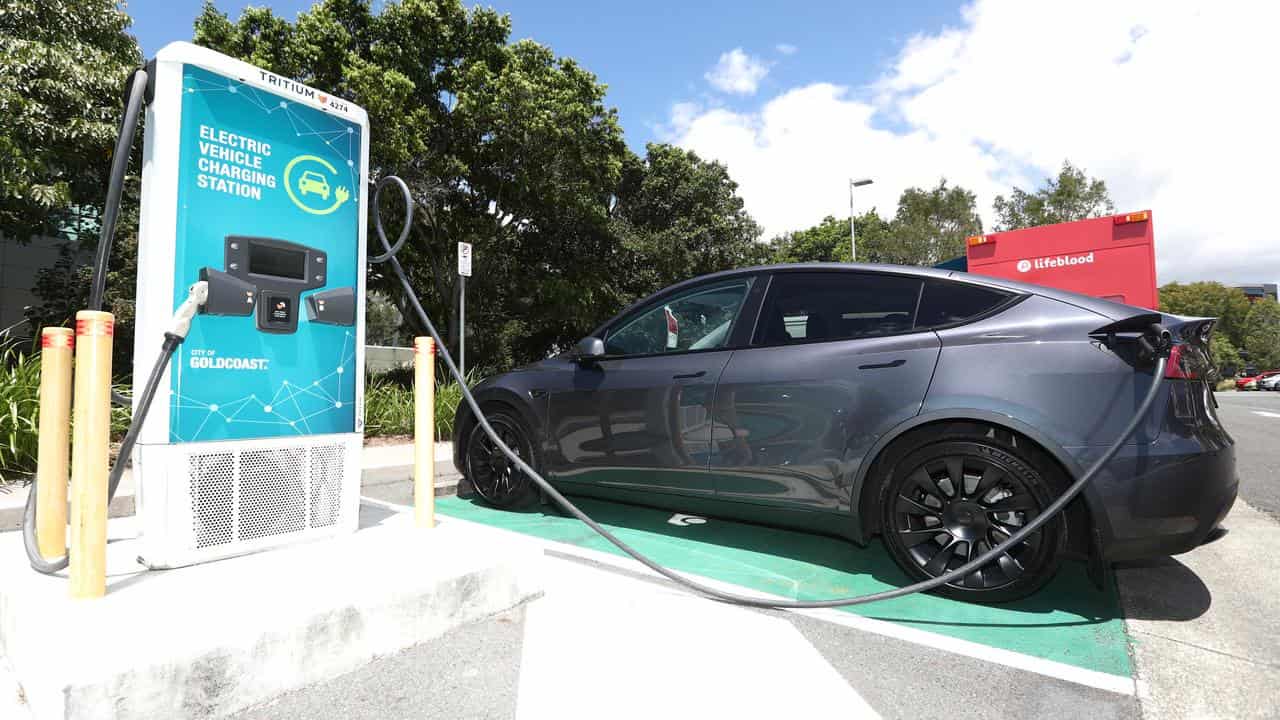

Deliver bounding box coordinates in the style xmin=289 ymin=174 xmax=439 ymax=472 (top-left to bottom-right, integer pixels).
xmin=169 ymin=280 xmax=209 ymax=339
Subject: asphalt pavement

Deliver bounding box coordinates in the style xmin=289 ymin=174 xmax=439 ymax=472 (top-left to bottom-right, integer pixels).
xmin=1213 ymin=389 xmax=1280 ymax=519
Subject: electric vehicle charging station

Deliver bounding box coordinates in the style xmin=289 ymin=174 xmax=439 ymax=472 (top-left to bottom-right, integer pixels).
xmin=132 ymin=42 xmax=368 ymax=568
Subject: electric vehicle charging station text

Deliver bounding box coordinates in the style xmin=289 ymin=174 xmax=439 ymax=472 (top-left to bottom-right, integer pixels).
xmin=132 ymin=43 xmax=369 ymax=568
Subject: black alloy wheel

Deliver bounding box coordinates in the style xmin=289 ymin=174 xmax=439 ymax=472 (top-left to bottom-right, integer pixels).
xmin=880 ymin=438 xmax=1065 ymax=602
xmin=464 ymin=409 xmax=539 ymax=509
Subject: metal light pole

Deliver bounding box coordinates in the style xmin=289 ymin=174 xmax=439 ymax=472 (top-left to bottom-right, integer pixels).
xmin=849 ymin=178 xmax=873 ymax=262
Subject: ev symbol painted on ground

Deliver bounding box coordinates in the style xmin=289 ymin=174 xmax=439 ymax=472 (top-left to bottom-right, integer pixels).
xmin=284 ymin=154 xmax=351 ymax=215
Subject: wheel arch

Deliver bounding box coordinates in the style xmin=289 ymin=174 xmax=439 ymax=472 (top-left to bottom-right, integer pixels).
xmin=849 ymin=409 xmax=1103 ymax=556
xmin=452 ymin=386 xmax=546 ymax=475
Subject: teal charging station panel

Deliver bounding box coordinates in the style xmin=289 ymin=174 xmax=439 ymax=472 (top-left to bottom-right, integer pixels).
xmin=168 ymin=62 xmax=364 ymax=441
xmin=133 ymin=42 xmax=369 ymax=567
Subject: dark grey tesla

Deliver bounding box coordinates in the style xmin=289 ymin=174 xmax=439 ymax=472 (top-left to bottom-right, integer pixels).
xmin=453 ymin=264 xmax=1237 ymax=601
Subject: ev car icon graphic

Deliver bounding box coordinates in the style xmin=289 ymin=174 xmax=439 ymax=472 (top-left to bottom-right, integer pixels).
xmin=297 ymin=170 xmax=330 ymax=200
xmin=283 ymin=154 xmax=350 ymax=215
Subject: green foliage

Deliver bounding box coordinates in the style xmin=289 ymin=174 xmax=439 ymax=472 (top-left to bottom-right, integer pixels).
xmin=1158 ymin=282 xmax=1252 ymax=349
xmin=770 ymin=179 xmax=981 ymax=267
xmin=1207 ymin=335 xmax=1241 ymax=381
xmin=1242 ymin=298 xmax=1280 ymax=371
xmin=2 ymin=0 xmax=143 ymax=372
xmin=612 ymin=144 xmax=766 ymax=297
xmin=365 ymin=291 xmax=406 ymax=347
xmin=769 ymin=215 xmax=850 ymax=264
xmin=0 ymin=0 xmax=141 ymax=241
xmin=363 ymin=367 xmax=476 ymax=440
xmin=0 ymin=338 xmax=42 ymax=482
xmin=892 ymin=179 xmax=982 ymax=266
xmin=993 ymin=161 xmax=1115 ymax=231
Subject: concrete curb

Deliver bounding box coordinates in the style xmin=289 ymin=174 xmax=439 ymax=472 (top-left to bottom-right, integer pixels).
xmin=0 ymin=507 xmax=540 ymax=720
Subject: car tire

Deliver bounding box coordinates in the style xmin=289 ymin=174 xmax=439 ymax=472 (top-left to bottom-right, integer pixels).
xmin=878 ymin=432 xmax=1067 ymax=603
xmin=463 ymin=406 xmax=540 ymax=509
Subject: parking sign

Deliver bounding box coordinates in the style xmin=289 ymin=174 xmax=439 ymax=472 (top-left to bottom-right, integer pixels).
xmin=457 ymin=242 xmax=472 ymax=277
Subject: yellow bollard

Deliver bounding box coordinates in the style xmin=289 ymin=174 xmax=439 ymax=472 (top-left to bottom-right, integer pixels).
xmin=414 ymin=336 xmax=436 ymax=529
xmin=35 ymin=327 xmax=74 ymax=560
xmin=69 ymin=311 xmax=113 ymax=599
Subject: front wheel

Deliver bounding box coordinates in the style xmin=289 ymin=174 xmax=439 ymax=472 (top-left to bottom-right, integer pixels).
xmin=879 ymin=437 xmax=1066 ymax=603
xmin=463 ymin=408 xmax=539 ymax=509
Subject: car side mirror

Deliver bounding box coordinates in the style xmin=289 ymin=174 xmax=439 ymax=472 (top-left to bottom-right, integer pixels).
xmin=575 ymin=336 xmax=606 ymax=361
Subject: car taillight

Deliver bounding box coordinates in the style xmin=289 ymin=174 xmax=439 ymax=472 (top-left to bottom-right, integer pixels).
xmin=1165 ymin=344 xmax=1199 ymax=379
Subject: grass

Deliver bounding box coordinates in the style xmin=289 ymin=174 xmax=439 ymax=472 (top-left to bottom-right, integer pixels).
xmin=363 ymin=367 xmax=477 ymax=441
xmin=0 ymin=338 xmax=41 ymax=484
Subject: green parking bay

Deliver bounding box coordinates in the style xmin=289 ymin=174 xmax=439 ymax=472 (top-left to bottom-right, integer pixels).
xmin=437 ymin=495 xmax=1132 ymax=678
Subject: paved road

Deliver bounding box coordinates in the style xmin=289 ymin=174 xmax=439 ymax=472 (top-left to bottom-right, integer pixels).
xmin=1213 ymin=390 xmax=1280 ymax=519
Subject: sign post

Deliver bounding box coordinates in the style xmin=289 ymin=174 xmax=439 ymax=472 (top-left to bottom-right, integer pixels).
xmin=457 ymin=241 xmax=472 ymax=377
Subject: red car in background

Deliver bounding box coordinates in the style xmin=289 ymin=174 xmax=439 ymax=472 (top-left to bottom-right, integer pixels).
xmin=1237 ymin=370 xmax=1280 ymax=390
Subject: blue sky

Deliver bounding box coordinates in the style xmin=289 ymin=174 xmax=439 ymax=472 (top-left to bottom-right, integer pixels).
xmin=123 ymin=1 xmax=1280 ymax=284
xmin=125 ymin=0 xmax=963 ymax=150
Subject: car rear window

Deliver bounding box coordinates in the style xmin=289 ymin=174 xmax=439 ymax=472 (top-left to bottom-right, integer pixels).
xmin=753 ymin=272 xmax=923 ymax=345
xmin=915 ymin=279 xmax=1014 ymax=329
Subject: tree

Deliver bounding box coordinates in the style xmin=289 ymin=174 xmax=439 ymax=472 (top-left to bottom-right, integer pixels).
xmin=769 ymin=179 xmax=981 ymax=268
xmin=769 ymin=215 xmax=849 ymax=264
xmin=3 ymin=0 xmax=143 ymax=368
xmin=1158 ymin=282 xmax=1252 ymax=350
xmin=1207 ymin=335 xmax=1242 ymax=381
xmin=0 ymin=0 xmax=141 ymax=242
xmin=611 ymin=143 xmax=765 ymax=299
xmin=892 ymin=179 xmax=982 ymax=266
xmin=364 ymin=292 xmax=405 ymax=347
xmin=1242 ymin=298 xmax=1280 ymax=371
xmin=768 ymin=211 xmax=904 ymax=265
xmin=993 ymin=161 xmax=1115 ymax=231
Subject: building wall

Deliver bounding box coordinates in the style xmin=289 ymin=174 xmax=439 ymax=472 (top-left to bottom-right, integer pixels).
xmin=0 ymin=234 xmax=87 ymax=337
xmin=1234 ymin=283 xmax=1279 ymax=303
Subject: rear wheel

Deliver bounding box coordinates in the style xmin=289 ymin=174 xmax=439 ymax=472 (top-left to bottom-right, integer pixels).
xmin=879 ymin=435 xmax=1066 ymax=603
xmin=463 ymin=408 xmax=539 ymax=509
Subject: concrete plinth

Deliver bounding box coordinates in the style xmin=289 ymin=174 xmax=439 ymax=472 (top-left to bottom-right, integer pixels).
xmin=0 ymin=502 xmax=540 ymax=719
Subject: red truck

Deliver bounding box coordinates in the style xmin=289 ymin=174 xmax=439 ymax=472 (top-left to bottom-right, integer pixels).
xmin=962 ymin=211 xmax=1158 ymax=310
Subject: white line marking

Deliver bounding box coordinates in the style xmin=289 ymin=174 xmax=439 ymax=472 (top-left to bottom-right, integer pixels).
xmin=1251 ymin=410 xmax=1280 ymax=419
xmin=429 ymin=507 xmax=1137 ymax=697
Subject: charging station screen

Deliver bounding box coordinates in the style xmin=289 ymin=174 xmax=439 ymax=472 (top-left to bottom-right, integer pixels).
xmin=168 ymin=63 xmax=363 ymax=442
xmin=249 ymin=244 xmax=306 ymax=280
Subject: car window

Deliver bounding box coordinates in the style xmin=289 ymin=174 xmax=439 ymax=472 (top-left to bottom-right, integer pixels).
xmin=915 ymin=279 xmax=1014 ymax=329
xmin=605 ymin=279 xmax=753 ymax=356
xmin=752 ymin=272 xmax=923 ymax=345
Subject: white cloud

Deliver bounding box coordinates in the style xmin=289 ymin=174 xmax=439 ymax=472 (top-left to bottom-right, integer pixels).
xmin=776 ymin=43 xmax=798 ymax=56
xmin=671 ymin=1 xmax=1280 ymax=286
xmin=705 ymin=48 xmax=770 ymax=95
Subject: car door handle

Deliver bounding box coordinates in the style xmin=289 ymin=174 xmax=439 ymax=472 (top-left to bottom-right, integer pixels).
xmin=859 ymin=359 xmax=906 ymax=370
xmin=672 ymin=370 xmax=707 ymax=380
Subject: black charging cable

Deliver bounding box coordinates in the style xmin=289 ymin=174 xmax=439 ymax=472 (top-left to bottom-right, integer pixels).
xmin=370 ymin=175 xmax=1172 ymax=608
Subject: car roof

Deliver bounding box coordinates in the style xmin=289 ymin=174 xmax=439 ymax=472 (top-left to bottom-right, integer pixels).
xmin=593 ymin=262 xmax=1151 ymax=335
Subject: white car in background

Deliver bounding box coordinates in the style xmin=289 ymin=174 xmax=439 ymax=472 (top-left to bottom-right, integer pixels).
xmin=1261 ymin=374 xmax=1280 ymax=391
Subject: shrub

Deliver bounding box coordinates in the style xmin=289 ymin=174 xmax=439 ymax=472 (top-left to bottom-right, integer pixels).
xmin=0 ymin=338 xmax=41 ymax=483
xmin=363 ymin=368 xmax=476 ymax=441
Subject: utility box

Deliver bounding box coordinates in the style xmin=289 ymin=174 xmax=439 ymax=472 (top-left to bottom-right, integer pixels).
xmin=965 ymin=211 xmax=1158 ymax=310
xmin=132 ymin=42 xmax=369 ymax=568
